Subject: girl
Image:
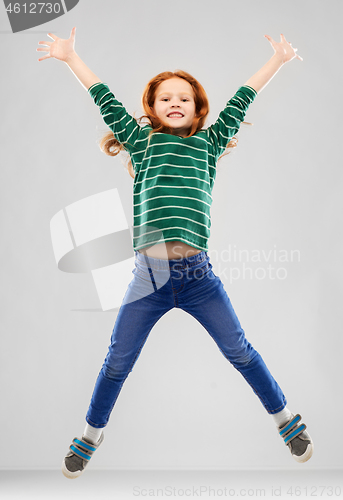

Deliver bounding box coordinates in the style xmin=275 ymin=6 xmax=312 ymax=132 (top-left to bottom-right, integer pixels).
xmin=37 ymin=27 xmax=313 ymax=479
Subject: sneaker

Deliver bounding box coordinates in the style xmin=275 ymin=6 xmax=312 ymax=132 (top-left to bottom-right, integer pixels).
xmin=62 ymin=432 xmax=104 ymax=479
xmin=278 ymin=413 xmax=313 ymax=463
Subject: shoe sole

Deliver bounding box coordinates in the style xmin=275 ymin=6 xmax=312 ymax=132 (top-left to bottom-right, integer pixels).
xmin=293 ymin=441 xmax=314 ymax=463
xmin=61 ymin=458 xmax=85 ymax=479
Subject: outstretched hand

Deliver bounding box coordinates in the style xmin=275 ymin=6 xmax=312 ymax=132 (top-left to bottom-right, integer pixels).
xmin=37 ymin=26 xmax=76 ymax=62
xmin=264 ymin=33 xmax=303 ymax=63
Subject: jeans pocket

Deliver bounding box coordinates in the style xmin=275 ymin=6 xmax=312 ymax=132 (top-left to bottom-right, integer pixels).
xmin=185 ymin=261 xmax=211 ymax=284
xmin=134 ymin=264 xmax=152 ymax=281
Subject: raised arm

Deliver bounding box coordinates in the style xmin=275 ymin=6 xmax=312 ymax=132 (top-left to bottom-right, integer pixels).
xmin=244 ymin=33 xmax=303 ymax=94
xmin=37 ymin=27 xmax=141 ymax=152
xmin=37 ymin=27 xmax=101 ymax=90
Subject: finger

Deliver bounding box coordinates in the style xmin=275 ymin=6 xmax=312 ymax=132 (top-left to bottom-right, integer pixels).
xmin=70 ymin=26 xmax=76 ymax=39
xmin=280 ymin=33 xmax=288 ymax=42
xmin=38 ymin=54 xmax=51 ymax=61
xmin=264 ymin=34 xmax=276 ymax=45
xmin=36 ymin=47 xmax=50 ymax=52
xmin=47 ymin=32 xmax=58 ymax=41
xmin=38 ymin=40 xmax=52 ymax=46
xmin=296 ymin=54 xmax=303 ymax=61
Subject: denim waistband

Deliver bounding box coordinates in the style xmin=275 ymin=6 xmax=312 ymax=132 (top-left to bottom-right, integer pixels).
xmin=134 ymin=250 xmax=208 ymax=270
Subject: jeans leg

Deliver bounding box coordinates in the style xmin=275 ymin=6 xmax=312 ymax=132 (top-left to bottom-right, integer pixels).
xmin=179 ymin=265 xmax=287 ymax=414
xmin=86 ymin=266 xmax=173 ymax=428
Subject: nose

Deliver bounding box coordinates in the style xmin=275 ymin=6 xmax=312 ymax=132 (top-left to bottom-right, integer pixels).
xmin=170 ymin=98 xmax=181 ymax=107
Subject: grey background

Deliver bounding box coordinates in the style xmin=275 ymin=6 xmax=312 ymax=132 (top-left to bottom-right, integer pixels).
xmin=1 ymin=0 xmax=342 ymax=472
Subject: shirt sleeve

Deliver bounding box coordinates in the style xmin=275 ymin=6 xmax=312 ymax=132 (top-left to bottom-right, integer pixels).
xmin=88 ymin=82 xmax=141 ymax=153
xmin=206 ymin=85 xmax=258 ymax=158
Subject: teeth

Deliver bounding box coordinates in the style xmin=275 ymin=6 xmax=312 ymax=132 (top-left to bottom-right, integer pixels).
xmin=168 ymin=113 xmax=183 ymax=117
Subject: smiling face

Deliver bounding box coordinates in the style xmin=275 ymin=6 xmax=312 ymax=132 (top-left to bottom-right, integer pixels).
xmin=152 ymin=77 xmax=196 ymax=137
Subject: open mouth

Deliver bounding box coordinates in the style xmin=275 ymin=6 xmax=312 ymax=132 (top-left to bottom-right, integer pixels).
xmin=167 ymin=113 xmax=184 ymax=118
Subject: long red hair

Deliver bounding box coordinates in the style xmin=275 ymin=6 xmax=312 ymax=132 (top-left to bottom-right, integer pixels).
xmin=98 ymin=70 xmax=251 ymax=178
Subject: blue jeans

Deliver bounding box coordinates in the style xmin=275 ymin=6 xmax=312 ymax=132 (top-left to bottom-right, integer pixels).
xmin=86 ymin=251 xmax=287 ymax=428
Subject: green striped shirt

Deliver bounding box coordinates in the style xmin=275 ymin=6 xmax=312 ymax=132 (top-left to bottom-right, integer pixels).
xmin=88 ymin=82 xmax=257 ymax=251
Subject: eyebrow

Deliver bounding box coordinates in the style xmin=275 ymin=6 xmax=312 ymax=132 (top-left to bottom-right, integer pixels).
xmin=156 ymin=91 xmax=193 ymax=98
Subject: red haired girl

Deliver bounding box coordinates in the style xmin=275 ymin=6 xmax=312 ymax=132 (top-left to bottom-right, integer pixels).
xmin=37 ymin=28 xmax=313 ymax=479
